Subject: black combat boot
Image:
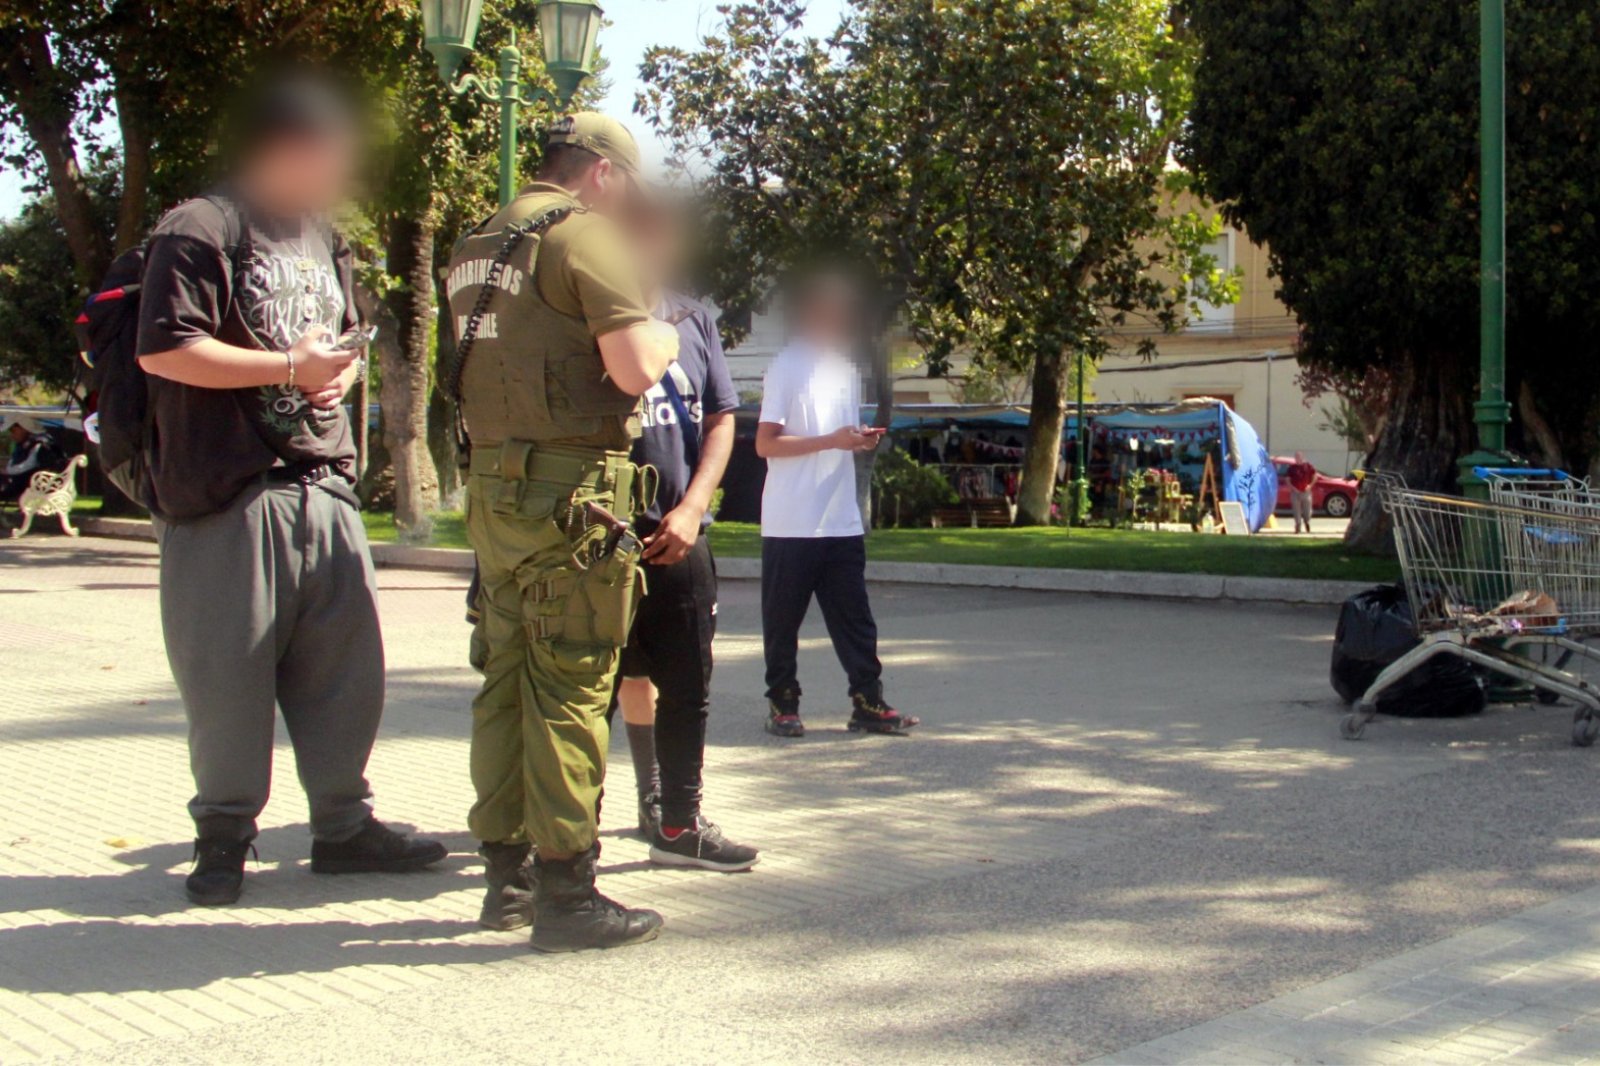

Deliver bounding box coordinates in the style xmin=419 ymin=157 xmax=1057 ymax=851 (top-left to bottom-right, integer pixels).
xmin=529 ymin=846 xmax=664 ymax=953
xmin=478 ymin=841 xmax=536 ymax=931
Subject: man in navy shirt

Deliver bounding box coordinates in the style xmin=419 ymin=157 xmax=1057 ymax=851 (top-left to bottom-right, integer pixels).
xmin=613 ymin=203 xmax=759 ymax=872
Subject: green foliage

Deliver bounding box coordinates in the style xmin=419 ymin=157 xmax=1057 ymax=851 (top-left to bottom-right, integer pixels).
xmin=641 ymin=0 xmax=1215 ymax=361
xmin=870 ymin=444 xmax=957 ymax=527
xmin=1183 ymin=0 xmax=1600 ymax=470
xmin=639 ymin=0 xmax=1223 ymax=523
xmin=0 ymin=175 xmax=117 ymax=393
xmin=1053 ymin=478 xmax=1091 ymax=527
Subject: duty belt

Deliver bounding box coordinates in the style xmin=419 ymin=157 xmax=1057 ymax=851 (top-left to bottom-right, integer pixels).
xmin=469 ymin=441 xmax=622 ymax=488
xmin=471 ymin=440 xmax=657 ymax=521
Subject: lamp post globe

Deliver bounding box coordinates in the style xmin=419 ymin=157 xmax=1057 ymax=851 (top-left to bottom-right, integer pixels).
xmin=420 ymin=0 xmax=484 ymax=83
xmin=536 ymin=0 xmax=604 ymax=105
xmin=418 ymin=0 xmax=604 ymax=205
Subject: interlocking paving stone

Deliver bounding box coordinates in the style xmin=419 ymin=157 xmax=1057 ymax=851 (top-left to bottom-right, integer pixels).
xmin=6 ymin=537 xmax=1600 ymax=1064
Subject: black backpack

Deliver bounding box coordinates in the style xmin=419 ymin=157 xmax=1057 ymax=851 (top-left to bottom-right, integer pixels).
xmin=73 ymin=194 xmax=251 ymax=505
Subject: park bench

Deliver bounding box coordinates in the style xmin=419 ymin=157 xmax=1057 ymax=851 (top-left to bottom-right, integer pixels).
xmin=931 ymin=499 xmax=1014 ymax=528
xmin=6 ymin=454 xmax=88 ymax=538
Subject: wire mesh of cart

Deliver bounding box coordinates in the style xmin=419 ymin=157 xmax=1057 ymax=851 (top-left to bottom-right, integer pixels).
xmin=1479 ymin=467 xmax=1600 ymax=515
xmin=1476 ymin=467 xmax=1600 ymax=700
xmin=1343 ymin=476 xmax=1600 ymax=745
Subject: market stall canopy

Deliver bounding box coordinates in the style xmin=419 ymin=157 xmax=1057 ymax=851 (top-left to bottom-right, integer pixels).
xmin=1092 ymin=399 xmax=1277 ymax=532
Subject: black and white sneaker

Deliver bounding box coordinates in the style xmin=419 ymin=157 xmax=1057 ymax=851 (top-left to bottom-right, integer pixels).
xmin=649 ymin=818 xmax=760 ymax=872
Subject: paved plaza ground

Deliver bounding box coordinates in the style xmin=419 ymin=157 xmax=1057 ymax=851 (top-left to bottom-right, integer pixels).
xmin=3 ymin=538 xmax=1600 ymax=1065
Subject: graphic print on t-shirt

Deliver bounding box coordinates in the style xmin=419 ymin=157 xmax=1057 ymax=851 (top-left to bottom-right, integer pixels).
xmin=639 ymin=363 xmax=701 ymax=430
xmin=238 ymin=243 xmax=347 ymax=437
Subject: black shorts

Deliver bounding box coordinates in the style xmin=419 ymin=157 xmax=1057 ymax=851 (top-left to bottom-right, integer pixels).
xmin=619 ymin=534 xmax=717 ymax=683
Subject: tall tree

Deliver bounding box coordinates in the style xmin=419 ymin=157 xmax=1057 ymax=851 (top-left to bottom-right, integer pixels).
xmin=0 ymin=177 xmax=116 ymax=392
xmin=1 ymin=0 xmax=419 ymax=282
xmin=0 ymin=0 xmax=572 ymax=527
xmin=642 ymin=0 xmax=1220 ymax=524
xmin=1183 ymin=0 xmax=1600 ymax=549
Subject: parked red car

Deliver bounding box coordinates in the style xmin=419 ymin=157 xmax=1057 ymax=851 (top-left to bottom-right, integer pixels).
xmin=1272 ymin=457 xmax=1358 ymax=518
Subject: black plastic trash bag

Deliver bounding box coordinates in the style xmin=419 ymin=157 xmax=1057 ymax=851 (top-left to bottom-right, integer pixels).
xmin=1330 ymin=584 xmax=1488 ymax=717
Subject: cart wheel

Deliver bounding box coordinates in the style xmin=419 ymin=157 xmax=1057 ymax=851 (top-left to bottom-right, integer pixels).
xmin=1573 ymin=711 xmax=1600 ymax=748
xmin=1536 ymin=689 xmax=1563 ymax=706
xmin=1341 ymin=712 xmax=1367 ymax=740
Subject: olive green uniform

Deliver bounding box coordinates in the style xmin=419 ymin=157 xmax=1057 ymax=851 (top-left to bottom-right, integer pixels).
xmin=448 ymin=181 xmax=651 ymax=856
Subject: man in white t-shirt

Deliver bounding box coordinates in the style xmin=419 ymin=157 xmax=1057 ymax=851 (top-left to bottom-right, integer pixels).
xmin=754 ymin=275 xmax=921 ymax=738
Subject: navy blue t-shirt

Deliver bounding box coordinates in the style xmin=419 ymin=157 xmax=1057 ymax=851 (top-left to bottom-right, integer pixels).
xmin=633 ymin=291 xmax=739 ymax=527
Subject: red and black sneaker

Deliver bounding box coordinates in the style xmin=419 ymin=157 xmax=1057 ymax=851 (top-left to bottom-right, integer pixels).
xmin=849 ymin=691 xmax=920 ymax=734
xmin=765 ymin=688 xmax=805 ymax=738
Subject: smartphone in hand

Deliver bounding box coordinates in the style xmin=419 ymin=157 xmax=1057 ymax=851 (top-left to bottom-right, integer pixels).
xmin=330 ymin=325 xmax=378 ymax=352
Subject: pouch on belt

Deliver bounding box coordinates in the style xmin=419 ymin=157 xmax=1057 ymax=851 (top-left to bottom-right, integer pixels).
xmin=478 ymin=441 xmax=649 ymax=648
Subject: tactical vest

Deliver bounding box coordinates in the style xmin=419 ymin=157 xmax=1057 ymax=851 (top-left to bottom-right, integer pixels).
xmin=446 ymin=188 xmax=639 ymax=451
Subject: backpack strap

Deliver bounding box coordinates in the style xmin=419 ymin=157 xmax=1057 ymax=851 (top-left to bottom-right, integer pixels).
xmin=200 ymin=191 xmax=255 ymax=274
xmin=657 ymin=365 xmax=701 ymax=470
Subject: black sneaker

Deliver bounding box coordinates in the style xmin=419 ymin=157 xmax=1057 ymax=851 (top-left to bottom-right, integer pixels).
xmin=310 ymin=817 xmax=448 ymax=874
xmin=849 ymin=691 xmax=920 ymax=734
xmin=637 ymin=793 xmax=662 ymax=839
xmin=649 ymin=817 xmax=760 ymax=873
xmin=765 ymin=687 xmax=805 ymax=737
xmin=186 ymin=837 xmax=256 ymax=906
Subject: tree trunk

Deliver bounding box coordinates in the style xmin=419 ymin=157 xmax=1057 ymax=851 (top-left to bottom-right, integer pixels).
xmin=1343 ymin=351 xmax=1475 ymax=553
xmin=428 ymin=262 xmax=461 ymax=506
xmin=378 ymin=215 xmax=441 ymax=537
xmin=1517 ymin=380 xmax=1565 ymax=471
xmin=1 ymin=27 xmax=110 ymax=283
xmin=1014 ymin=346 xmax=1067 ymax=526
xmin=113 ymin=81 xmax=151 ymax=254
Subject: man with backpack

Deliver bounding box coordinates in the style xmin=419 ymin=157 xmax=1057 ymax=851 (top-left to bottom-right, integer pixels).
xmin=126 ymin=75 xmax=445 ymax=905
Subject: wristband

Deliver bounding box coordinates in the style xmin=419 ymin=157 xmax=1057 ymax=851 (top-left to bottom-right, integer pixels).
xmin=285 ymin=349 xmax=296 ymax=389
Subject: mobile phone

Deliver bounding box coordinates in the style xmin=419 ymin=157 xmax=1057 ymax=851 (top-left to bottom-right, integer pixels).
xmin=331 ymin=326 xmax=378 ymax=351
xmin=863 ymin=426 xmax=888 ymax=435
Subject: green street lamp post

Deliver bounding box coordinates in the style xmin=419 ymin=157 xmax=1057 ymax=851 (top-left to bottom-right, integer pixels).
xmin=1068 ymin=348 xmax=1089 ymax=526
xmin=1459 ymin=0 xmax=1511 ymax=498
xmin=420 ymin=0 xmax=604 ymax=207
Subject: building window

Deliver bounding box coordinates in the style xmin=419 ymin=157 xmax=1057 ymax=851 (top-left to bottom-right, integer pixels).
xmin=1191 ymin=231 xmax=1235 ymax=331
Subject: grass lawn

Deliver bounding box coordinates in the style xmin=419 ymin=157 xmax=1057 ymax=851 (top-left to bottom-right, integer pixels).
xmin=361 ymin=512 xmax=1397 ymax=583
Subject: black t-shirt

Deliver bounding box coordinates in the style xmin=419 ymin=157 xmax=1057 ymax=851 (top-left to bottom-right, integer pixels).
xmin=631 ymin=292 xmax=739 ymax=528
xmin=135 ymin=194 xmax=359 ymax=520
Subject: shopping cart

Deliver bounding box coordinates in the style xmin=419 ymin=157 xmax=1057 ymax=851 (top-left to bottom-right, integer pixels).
xmin=1476 ymin=468 xmax=1600 ymax=699
xmin=1479 ymin=467 xmax=1599 ymax=514
xmin=1343 ymin=477 xmax=1600 ymax=745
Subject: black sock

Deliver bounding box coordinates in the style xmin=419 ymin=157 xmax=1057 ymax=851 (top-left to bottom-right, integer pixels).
xmin=625 ymin=722 xmax=660 ymax=801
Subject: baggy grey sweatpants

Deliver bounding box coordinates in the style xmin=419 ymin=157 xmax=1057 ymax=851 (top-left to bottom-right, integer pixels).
xmin=155 ymin=480 xmax=384 ymax=843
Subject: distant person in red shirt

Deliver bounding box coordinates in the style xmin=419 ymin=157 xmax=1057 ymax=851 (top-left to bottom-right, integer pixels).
xmin=1287 ymin=451 xmax=1317 ymax=533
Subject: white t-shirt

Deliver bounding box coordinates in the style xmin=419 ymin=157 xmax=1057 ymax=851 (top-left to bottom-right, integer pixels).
xmin=758 ymin=344 xmax=865 ymax=538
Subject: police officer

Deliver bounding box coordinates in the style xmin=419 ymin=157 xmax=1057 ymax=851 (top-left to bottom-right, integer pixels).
xmin=446 ymin=113 xmax=679 ymax=952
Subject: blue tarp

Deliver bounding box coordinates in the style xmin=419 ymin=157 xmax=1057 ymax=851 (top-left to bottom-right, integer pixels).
xmin=1221 ymin=407 xmax=1277 ymax=533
